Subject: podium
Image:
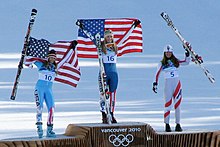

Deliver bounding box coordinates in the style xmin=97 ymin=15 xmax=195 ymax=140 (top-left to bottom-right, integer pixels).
xmin=65 ymin=122 xmax=146 ymax=147
xmin=1 ymin=122 xmax=220 ymax=147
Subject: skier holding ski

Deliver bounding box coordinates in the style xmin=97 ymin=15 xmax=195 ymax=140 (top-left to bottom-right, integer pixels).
xmin=99 ymin=29 xmax=118 ymax=124
xmin=34 ymin=49 xmax=57 ymax=138
xmin=152 ymin=44 xmax=190 ymax=132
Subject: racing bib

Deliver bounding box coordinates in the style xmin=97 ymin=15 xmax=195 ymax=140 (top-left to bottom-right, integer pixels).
xmin=102 ymin=50 xmax=117 ymax=63
xmin=164 ymin=70 xmax=179 ymax=78
xmin=38 ymin=71 xmax=56 ymax=82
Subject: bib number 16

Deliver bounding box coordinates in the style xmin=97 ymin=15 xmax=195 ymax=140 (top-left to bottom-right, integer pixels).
xmin=107 ymin=56 xmax=115 ymax=62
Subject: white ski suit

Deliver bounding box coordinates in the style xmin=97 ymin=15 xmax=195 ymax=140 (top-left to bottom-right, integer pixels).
xmin=154 ymin=56 xmax=190 ymax=124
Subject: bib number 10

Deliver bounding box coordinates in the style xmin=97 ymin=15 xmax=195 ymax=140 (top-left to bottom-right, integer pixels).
xmin=45 ymin=75 xmax=52 ymax=81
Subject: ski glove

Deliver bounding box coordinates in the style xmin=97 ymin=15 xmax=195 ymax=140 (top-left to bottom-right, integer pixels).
xmin=152 ymin=82 xmax=158 ymax=93
xmin=70 ymin=40 xmax=78 ymax=49
xmin=185 ymin=49 xmax=190 ymax=57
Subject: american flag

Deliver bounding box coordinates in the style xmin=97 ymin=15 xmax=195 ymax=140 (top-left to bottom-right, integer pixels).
xmin=76 ymin=18 xmax=143 ymax=58
xmin=25 ymin=37 xmax=81 ymax=87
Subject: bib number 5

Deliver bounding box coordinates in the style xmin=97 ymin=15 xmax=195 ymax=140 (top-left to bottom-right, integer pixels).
xmin=170 ymin=71 xmax=174 ymax=77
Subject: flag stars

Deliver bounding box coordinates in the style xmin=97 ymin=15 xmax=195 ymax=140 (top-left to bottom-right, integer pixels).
xmin=26 ymin=37 xmax=51 ymax=59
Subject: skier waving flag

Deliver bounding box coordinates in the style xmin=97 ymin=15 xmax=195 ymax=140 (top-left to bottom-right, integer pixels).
xmin=76 ymin=18 xmax=142 ymax=124
xmin=24 ymin=37 xmax=81 ymax=87
xmin=76 ymin=18 xmax=143 ymax=58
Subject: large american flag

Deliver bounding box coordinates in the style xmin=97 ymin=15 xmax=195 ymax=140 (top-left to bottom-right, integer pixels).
xmin=77 ymin=18 xmax=143 ymax=58
xmin=25 ymin=37 xmax=81 ymax=87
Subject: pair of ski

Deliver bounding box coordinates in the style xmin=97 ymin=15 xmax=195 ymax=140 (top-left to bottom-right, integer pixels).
xmin=161 ymin=12 xmax=215 ymax=83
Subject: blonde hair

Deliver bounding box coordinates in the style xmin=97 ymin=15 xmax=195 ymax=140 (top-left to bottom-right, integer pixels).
xmin=104 ymin=29 xmax=114 ymax=38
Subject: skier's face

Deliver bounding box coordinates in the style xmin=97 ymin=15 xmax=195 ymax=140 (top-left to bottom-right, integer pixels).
xmin=165 ymin=51 xmax=172 ymax=58
xmin=48 ymin=56 xmax=56 ymax=63
xmin=105 ymin=35 xmax=113 ymax=43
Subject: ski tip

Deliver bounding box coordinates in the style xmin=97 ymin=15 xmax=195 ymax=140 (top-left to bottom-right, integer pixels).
xmin=210 ymin=79 xmax=215 ymax=84
xmin=10 ymin=96 xmax=15 ymax=100
xmin=160 ymin=12 xmax=166 ymax=16
xmin=76 ymin=20 xmax=84 ymax=29
xmin=76 ymin=20 xmax=80 ymax=26
xmin=32 ymin=9 xmax=37 ymax=13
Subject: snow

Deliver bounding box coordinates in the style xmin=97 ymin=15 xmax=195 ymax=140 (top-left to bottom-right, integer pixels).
xmin=0 ymin=0 xmax=220 ymax=140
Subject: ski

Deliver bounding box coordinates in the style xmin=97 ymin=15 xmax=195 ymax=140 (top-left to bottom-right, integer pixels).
xmin=10 ymin=9 xmax=37 ymax=100
xmin=95 ymin=33 xmax=112 ymax=124
xmin=76 ymin=20 xmax=112 ymax=124
xmin=161 ymin=12 xmax=215 ymax=83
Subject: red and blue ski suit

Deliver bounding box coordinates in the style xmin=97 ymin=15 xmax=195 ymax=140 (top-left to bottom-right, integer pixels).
xmin=154 ymin=56 xmax=190 ymax=124
xmin=99 ymin=47 xmax=118 ymax=113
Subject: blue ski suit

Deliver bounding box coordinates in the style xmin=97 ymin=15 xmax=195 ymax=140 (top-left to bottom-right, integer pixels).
xmin=34 ymin=61 xmax=56 ymax=125
xmin=99 ymin=47 xmax=118 ymax=112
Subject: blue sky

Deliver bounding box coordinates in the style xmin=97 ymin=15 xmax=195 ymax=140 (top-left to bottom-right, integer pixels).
xmin=1 ymin=0 xmax=220 ymax=59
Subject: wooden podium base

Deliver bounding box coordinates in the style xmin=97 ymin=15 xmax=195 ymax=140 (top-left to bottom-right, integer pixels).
xmin=1 ymin=122 xmax=220 ymax=147
xmin=65 ymin=122 xmax=146 ymax=147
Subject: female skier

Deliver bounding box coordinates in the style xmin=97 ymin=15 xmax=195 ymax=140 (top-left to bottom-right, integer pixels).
xmin=153 ymin=44 xmax=190 ymax=132
xmin=34 ymin=49 xmax=57 ymax=138
xmin=99 ymin=29 xmax=118 ymax=124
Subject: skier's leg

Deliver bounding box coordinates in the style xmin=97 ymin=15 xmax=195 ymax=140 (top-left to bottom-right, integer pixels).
xmin=47 ymin=107 xmax=54 ymax=126
xmin=110 ymin=90 xmax=116 ymax=113
xmin=46 ymin=107 xmax=56 ymax=137
xmin=34 ymin=88 xmax=44 ymax=138
xmin=109 ymin=72 xmax=118 ymax=123
xmin=173 ymin=80 xmax=183 ymax=131
xmin=45 ymin=88 xmax=56 ymax=137
xmin=110 ymin=90 xmax=117 ymax=123
xmin=164 ymin=79 xmax=173 ymax=132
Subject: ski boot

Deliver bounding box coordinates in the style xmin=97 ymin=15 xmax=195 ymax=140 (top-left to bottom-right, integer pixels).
xmin=175 ymin=124 xmax=183 ymax=132
xmin=102 ymin=112 xmax=108 ymax=124
xmin=110 ymin=112 xmax=117 ymax=123
xmin=46 ymin=124 xmax=56 ymax=137
xmin=165 ymin=123 xmax=171 ymax=132
xmin=36 ymin=122 xmax=43 ymax=138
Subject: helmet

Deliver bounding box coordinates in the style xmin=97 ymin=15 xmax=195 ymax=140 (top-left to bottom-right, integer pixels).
xmin=163 ymin=44 xmax=173 ymax=52
xmin=48 ymin=49 xmax=56 ymax=58
xmin=104 ymin=29 xmax=113 ymax=38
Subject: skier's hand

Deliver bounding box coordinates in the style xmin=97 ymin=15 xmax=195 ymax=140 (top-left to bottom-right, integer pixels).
xmin=152 ymin=82 xmax=158 ymax=93
xmin=133 ymin=19 xmax=141 ymax=27
xmin=185 ymin=50 xmax=190 ymax=57
xmin=70 ymin=40 xmax=78 ymax=49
